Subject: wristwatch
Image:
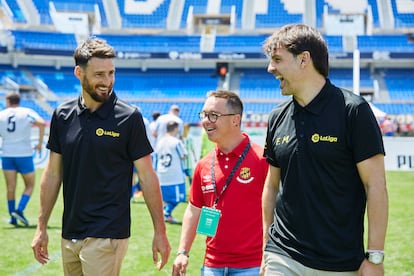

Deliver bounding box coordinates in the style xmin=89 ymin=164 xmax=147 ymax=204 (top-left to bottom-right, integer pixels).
xmin=176 ymin=250 xmax=190 ymax=258
xmin=365 ymin=250 xmax=384 ymax=264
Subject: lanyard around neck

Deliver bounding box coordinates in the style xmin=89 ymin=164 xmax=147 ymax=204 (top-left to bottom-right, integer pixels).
xmin=210 ymin=141 xmax=251 ymax=208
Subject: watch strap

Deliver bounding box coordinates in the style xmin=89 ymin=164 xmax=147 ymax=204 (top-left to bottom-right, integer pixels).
xmin=176 ymin=250 xmax=190 ymax=258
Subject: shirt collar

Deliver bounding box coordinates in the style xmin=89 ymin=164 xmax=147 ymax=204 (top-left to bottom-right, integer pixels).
xmin=215 ymin=133 xmax=250 ymax=158
xmin=293 ymin=78 xmax=332 ymax=115
xmin=76 ymin=91 xmax=117 ymax=119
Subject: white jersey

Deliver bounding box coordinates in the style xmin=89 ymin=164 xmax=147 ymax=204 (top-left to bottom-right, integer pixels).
xmin=154 ymin=113 xmax=184 ymax=146
xmin=142 ymin=116 xmax=153 ymax=148
xmin=0 ymin=107 xmax=41 ymax=157
xmin=149 ymin=120 xmax=157 ymax=148
xmin=155 ymin=135 xmax=187 ymax=186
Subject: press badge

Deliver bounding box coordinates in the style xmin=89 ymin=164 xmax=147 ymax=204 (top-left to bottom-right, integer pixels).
xmin=196 ymin=206 xmax=221 ymax=237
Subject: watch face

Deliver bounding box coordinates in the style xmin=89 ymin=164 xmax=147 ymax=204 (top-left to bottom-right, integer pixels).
xmin=370 ymin=252 xmax=384 ymax=264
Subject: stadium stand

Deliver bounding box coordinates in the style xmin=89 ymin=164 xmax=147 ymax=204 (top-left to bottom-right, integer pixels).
xmin=256 ymin=0 xmax=303 ymax=29
xmin=237 ymin=68 xmax=283 ymax=101
xmin=98 ymin=34 xmax=202 ymax=53
xmin=381 ymin=68 xmax=414 ymax=101
xmin=392 ymin=0 xmax=414 ymax=28
xmin=117 ymin=0 xmax=170 ymax=29
xmin=357 ymin=34 xmax=414 ymax=53
xmin=179 ymin=0 xmax=208 ymax=29
xmin=52 ymin=0 xmax=108 ymax=27
xmin=0 ymin=0 xmax=413 ymax=134
xmin=114 ymin=68 xmax=218 ymax=100
xmin=11 ymin=30 xmax=77 ymax=55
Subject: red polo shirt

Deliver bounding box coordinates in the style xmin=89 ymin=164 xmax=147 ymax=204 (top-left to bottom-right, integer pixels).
xmin=191 ymin=133 xmax=268 ymax=268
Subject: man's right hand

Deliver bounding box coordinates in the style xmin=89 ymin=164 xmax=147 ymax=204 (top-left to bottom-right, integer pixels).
xmin=31 ymin=229 xmax=50 ymax=264
xmin=172 ymin=254 xmax=189 ymax=276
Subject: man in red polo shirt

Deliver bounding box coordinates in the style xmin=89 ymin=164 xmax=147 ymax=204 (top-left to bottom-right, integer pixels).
xmin=172 ymin=90 xmax=268 ymax=276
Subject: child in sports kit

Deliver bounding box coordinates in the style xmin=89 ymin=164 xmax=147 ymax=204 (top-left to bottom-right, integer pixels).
xmin=155 ymin=121 xmax=188 ymax=224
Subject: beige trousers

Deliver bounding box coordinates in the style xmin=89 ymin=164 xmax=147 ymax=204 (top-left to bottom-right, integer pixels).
xmin=61 ymin=237 xmax=129 ymax=276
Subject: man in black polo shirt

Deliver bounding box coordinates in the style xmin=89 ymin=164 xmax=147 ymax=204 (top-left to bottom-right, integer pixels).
xmin=261 ymin=24 xmax=388 ymax=276
xmin=31 ymin=37 xmax=171 ymax=275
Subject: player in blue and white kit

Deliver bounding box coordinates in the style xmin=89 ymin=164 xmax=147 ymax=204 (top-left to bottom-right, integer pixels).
xmin=155 ymin=121 xmax=187 ymax=224
xmin=0 ymin=92 xmax=46 ymax=226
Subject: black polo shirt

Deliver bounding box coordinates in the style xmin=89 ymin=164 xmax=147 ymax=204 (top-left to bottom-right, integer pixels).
xmin=47 ymin=91 xmax=152 ymax=239
xmin=264 ymin=79 xmax=385 ymax=271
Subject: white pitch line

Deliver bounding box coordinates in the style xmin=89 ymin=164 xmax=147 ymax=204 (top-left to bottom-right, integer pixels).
xmin=14 ymin=251 xmax=61 ymax=276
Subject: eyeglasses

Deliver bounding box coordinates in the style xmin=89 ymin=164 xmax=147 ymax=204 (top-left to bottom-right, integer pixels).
xmin=198 ymin=111 xmax=237 ymax=123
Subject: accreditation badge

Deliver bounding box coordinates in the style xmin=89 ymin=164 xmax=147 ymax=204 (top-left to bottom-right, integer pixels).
xmin=196 ymin=206 xmax=221 ymax=237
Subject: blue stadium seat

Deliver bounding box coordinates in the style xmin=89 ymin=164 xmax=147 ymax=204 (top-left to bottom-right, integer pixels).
xmin=11 ymin=30 xmax=77 ymax=55
xmin=3 ymin=0 xmax=27 ymax=23
xmin=391 ymin=0 xmax=414 ymax=28
xmin=20 ymin=99 xmax=50 ymax=121
xmin=180 ymin=0 xmax=208 ymax=29
xmin=214 ymin=35 xmax=268 ymax=53
xmin=368 ymin=0 xmax=381 ymax=28
xmin=256 ymin=0 xmax=303 ymax=29
xmin=221 ymin=0 xmax=244 ymax=29
xmin=324 ymin=35 xmax=344 ymax=53
xmin=329 ymin=68 xmax=373 ymax=91
xmin=317 ymin=0 xmax=380 ymax=29
xmin=375 ymin=103 xmax=414 ymax=114
xmin=238 ymin=68 xmax=283 ymax=101
xmin=381 ymin=68 xmax=414 ymax=101
xmin=116 ymin=0 xmax=170 ymax=29
xmin=52 ymin=0 xmax=108 ymax=27
xmin=357 ymin=35 xmax=414 ymax=53
xmin=97 ymin=34 xmax=201 ymax=53
xmin=0 ymin=65 xmax=32 ymax=86
xmin=31 ymin=66 xmax=79 ymax=98
xmin=31 ymin=0 xmax=107 ymax=26
xmin=114 ymin=68 xmax=218 ymax=100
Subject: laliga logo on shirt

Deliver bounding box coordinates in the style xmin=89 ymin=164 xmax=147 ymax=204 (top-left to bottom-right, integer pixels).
xmin=96 ymin=128 xmax=120 ymax=138
xmin=311 ymin=133 xmax=338 ymax=143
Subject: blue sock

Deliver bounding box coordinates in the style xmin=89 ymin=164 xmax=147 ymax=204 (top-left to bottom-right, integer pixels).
xmin=17 ymin=194 xmax=30 ymax=212
xmin=164 ymin=202 xmax=178 ymax=217
xmin=7 ymin=200 xmax=15 ymax=216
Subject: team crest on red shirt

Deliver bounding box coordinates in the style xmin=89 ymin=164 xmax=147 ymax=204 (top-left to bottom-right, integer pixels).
xmin=237 ymin=167 xmax=254 ymax=184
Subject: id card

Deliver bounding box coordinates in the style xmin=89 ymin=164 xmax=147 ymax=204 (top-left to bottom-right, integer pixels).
xmin=196 ymin=206 xmax=221 ymax=237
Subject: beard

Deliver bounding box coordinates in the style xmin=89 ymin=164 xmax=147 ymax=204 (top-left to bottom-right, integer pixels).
xmin=82 ymin=76 xmax=112 ymax=103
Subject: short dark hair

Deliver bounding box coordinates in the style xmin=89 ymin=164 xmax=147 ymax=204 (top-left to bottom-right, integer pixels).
xmin=263 ymin=24 xmax=329 ymax=77
xmin=206 ymin=90 xmax=243 ymax=115
xmin=152 ymin=111 xmax=161 ymax=121
xmin=167 ymin=121 xmax=179 ymax=133
xmin=6 ymin=92 xmax=20 ymax=105
xmin=73 ymin=37 xmax=116 ymax=67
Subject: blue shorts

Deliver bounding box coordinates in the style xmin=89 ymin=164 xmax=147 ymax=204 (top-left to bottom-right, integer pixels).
xmin=2 ymin=156 xmax=35 ymax=174
xmin=160 ymin=183 xmax=186 ymax=203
